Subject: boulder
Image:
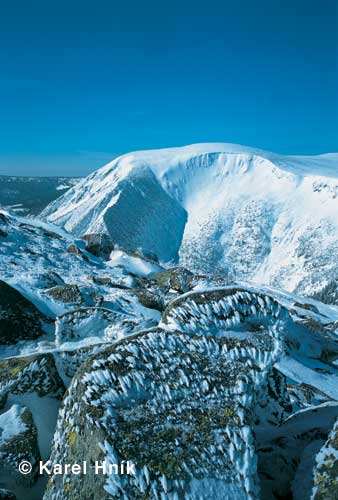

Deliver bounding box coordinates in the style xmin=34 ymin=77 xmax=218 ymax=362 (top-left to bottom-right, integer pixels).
xmin=66 ymin=244 xmax=89 ymax=261
xmin=44 ymin=319 xmax=284 ymax=500
xmin=133 ymin=289 xmax=164 ymax=311
xmin=311 ymin=417 xmax=338 ymax=500
xmin=0 ymin=280 xmax=46 ymax=344
xmin=0 ymin=353 xmax=65 ymax=405
xmin=45 ymin=284 xmax=82 ymax=304
xmin=0 ymin=213 xmax=9 ymax=226
xmin=0 ymin=405 xmax=40 ymax=487
xmin=151 ymin=267 xmax=193 ymax=293
xmin=82 ymin=233 xmax=114 ymax=260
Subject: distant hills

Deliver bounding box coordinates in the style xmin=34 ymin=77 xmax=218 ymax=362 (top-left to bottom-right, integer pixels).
xmin=0 ymin=175 xmax=80 ymax=215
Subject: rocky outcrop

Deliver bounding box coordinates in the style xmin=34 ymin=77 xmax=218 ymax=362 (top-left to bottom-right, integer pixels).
xmin=133 ymin=289 xmax=164 ymax=311
xmin=66 ymin=243 xmax=87 ymax=259
xmin=0 ymin=405 xmax=40 ymax=487
xmin=45 ymin=284 xmax=82 ymax=304
xmin=0 ymin=280 xmax=46 ymax=344
xmin=151 ymin=267 xmax=193 ymax=293
xmin=45 ymin=312 xmax=286 ymax=500
xmin=0 ymin=353 xmax=65 ymax=406
xmin=162 ymin=286 xmax=286 ymax=333
xmin=82 ymin=233 xmax=114 ymax=260
xmin=311 ymin=416 xmax=338 ymax=499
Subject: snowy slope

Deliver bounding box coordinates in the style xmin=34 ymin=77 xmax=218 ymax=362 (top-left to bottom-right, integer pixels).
xmin=42 ymin=143 xmax=338 ymax=297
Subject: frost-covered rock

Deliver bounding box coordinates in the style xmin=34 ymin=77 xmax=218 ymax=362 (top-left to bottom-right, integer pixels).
xmin=45 ymin=314 xmax=287 ymax=500
xmin=151 ymin=267 xmax=194 ymax=293
xmin=0 ymin=353 xmax=65 ymax=406
xmin=107 ymin=249 xmax=162 ymax=277
xmin=311 ymin=416 xmax=338 ymax=500
xmin=258 ymin=402 xmax=338 ymax=499
xmin=45 ymin=284 xmax=82 ymax=304
xmin=82 ymin=233 xmax=114 ymax=259
xmin=0 ymin=280 xmax=47 ymax=344
xmin=162 ymin=286 xmax=287 ymax=334
xmin=55 ymin=306 xmax=157 ymax=346
xmin=0 ymin=405 xmax=40 ymax=487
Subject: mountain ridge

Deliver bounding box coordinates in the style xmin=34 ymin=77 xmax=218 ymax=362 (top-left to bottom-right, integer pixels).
xmin=42 ymin=143 xmax=338 ymax=298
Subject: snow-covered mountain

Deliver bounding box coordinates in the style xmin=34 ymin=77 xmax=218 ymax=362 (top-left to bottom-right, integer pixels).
xmin=42 ymin=143 xmax=338 ymax=298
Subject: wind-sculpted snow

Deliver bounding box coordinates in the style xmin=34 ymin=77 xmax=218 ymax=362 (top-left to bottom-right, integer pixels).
xmin=45 ymin=321 xmax=284 ymax=500
xmin=162 ymin=287 xmax=285 ymax=334
xmin=42 ymin=143 xmax=338 ymax=298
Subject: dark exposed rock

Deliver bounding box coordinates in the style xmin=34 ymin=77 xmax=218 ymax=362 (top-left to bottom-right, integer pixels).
xmin=91 ymin=275 xmax=130 ymax=289
xmin=0 ymin=280 xmax=46 ymax=344
xmin=82 ymin=233 xmax=114 ymax=259
xmin=151 ymin=266 xmax=193 ymax=293
xmin=0 ymin=213 xmax=9 ymax=226
xmin=38 ymin=271 xmax=64 ymax=288
xmin=42 ymin=229 xmax=62 ymax=240
xmin=133 ymin=288 xmax=164 ymax=311
xmin=66 ymin=244 xmax=82 ymax=256
xmin=66 ymin=244 xmax=89 ymax=262
xmin=293 ymin=301 xmax=320 ymax=314
xmin=45 ymin=284 xmax=82 ymax=304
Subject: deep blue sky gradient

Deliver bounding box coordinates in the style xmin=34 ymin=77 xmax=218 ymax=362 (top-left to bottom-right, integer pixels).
xmin=0 ymin=0 xmax=337 ymax=175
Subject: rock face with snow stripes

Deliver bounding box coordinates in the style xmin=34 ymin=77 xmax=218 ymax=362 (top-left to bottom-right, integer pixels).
xmin=0 ymin=353 xmax=65 ymax=404
xmin=162 ymin=287 xmax=285 ymax=333
xmin=44 ymin=313 xmax=286 ymax=500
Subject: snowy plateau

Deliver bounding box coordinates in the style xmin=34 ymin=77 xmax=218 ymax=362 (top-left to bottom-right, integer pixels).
xmin=1 ymin=143 xmax=338 ymax=500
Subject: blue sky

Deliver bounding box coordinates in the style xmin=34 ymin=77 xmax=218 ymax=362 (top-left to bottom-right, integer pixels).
xmin=0 ymin=0 xmax=337 ymax=176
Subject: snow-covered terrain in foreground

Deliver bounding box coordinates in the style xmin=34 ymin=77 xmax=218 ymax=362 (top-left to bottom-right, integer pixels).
xmin=43 ymin=143 xmax=338 ymax=297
